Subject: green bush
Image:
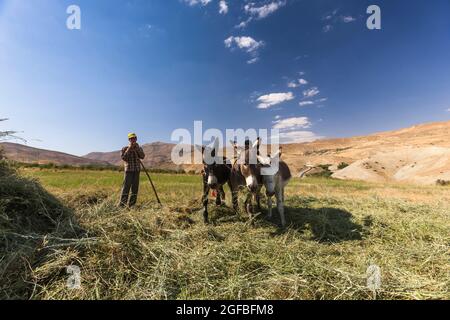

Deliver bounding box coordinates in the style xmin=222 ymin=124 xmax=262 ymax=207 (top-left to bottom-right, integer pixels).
xmin=338 ymin=162 xmax=350 ymax=170
xmin=308 ymin=164 xmax=333 ymax=178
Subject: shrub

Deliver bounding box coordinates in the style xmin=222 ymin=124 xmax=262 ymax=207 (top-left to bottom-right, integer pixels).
xmin=436 ymin=179 xmax=450 ymax=186
xmin=338 ymin=162 xmax=350 ymax=170
xmin=308 ymin=164 xmax=333 ymax=178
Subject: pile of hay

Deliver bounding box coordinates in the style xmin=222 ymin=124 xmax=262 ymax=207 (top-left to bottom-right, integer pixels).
xmin=0 ymin=162 xmax=83 ymax=299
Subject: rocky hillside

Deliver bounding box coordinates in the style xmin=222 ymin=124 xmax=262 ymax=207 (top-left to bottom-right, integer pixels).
xmin=84 ymin=142 xmax=183 ymax=171
xmin=3 ymin=121 xmax=450 ymax=184
xmin=281 ymin=121 xmax=450 ymax=184
xmin=0 ymin=142 xmax=110 ymax=167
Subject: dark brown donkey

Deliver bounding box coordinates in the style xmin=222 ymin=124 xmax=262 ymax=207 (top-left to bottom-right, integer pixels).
xmin=197 ymin=144 xmax=232 ymax=224
xmin=229 ymin=139 xmax=263 ymax=219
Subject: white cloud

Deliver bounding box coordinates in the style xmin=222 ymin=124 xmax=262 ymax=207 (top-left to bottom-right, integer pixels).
xmin=219 ymin=1 xmax=228 ymax=14
xmin=303 ymin=87 xmax=320 ymax=98
xmin=288 ymin=78 xmax=308 ymax=88
xmin=271 ymin=116 xmax=323 ymax=143
xmin=322 ymin=9 xmax=339 ymax=21
xmin=224 ymin=36 xmax=264 ymax=53
xmin=299 ymin=101 xmax=314 ymax=107
xmin=323 ymin=24 xmax=333 ymax=33
xmin=275 ymin=130 xmax=323 ymax=143
xmin=257 ymin=92 xmax=294 ymax=109
xmin=298 ymin=97 xmax=327 ymax=107
xmin=341 ymin=16 xmax=356 ymax=23
xmin=225 ymin=36 xmax=264 ymax=63
xmin=273 ymin=116 xmax=311 ymax=130
xmin=183 ymin=0 xmax=212 ymax=6
xmin=322 ymin=9 xmax=356 ymax=32
xmin=245 ymin=1 xmax=286 ymax=19
xmin=235 ymin=18 xmax=252 ymax=29
xmin=447 ymin=108 xmax=450 ymax=112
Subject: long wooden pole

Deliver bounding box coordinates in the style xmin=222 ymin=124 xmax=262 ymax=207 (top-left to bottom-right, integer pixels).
xmin=133 ymin=150 xmax=162 ymax=205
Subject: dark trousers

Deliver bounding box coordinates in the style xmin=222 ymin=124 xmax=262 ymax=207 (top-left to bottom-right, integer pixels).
xmin=120 ymin=171 xmax=140 ymax=207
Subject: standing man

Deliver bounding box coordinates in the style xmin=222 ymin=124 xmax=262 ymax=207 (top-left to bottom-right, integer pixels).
xmin=119 ymin=133 xmax=145 ymax=207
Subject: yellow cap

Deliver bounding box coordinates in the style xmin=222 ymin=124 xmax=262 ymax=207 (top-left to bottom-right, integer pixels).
xmin=128 ymin=133 xmax=137 ymax=139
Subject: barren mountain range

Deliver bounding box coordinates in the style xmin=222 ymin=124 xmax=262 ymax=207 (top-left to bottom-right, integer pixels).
xmin=2 ymin=121 xmax=449 ymax=185
xmin=84 ymin=142 xmax=180 ymax=170
xmin=281 ymin=120 xmax=450 ymax=185
xmin=0 ymin=142 xmax=110 ymax=166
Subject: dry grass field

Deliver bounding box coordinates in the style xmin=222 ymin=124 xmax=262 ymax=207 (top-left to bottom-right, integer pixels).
xmin=1 ymin=166 xmax=449 ymax=300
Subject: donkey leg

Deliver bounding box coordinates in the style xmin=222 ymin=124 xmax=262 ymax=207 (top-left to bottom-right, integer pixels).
xmin=229 ymin=181 xmax=239 ymax=213
xmin=245 ymin=193 xmax=253 ymax=219
xmin=215 ymin=189 xmax=222 ymax=206
xmin=202 ymin=183 xmax=210 ymax=224
xmin=276 ymin=188 xmax=286 ymax=228
xmin=266 ymin=197 xmax=273 ymax=219
xmin=255 ymin=187 xmax=262 ymax=213
xmin=216 ymin=186 xmax=225 ymax=206
xmin=232 ymin=191 xmax=239 ymax=213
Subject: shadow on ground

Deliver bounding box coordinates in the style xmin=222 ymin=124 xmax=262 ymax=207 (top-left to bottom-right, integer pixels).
xmin=192 ymin=197 xmax=364 ymax=244
xmin=268 ymin=206 xmax=364 ymax=243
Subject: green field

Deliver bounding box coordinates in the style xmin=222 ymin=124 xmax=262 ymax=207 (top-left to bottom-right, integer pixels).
xmin=3 ymin=167 xmax=450 ymax=300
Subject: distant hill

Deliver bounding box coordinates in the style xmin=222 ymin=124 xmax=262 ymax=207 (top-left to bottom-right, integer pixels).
xmin=84 ymin=142 xmax=183 ymax=171
xmin=281 ymin=120 xmax=450 ymax=184
xmin=3 ymin=120 xmax=450 ymax=184
xmin=0 ymin=142 xmax=111 ymax=167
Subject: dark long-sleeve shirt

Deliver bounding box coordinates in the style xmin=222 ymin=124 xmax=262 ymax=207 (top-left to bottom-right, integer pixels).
xmin=121 ymin=145 xmax=145 ymax=172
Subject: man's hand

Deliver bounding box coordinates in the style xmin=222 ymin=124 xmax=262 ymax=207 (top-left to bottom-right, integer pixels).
xmin=127 ymin=142 xmax=139 ymax=153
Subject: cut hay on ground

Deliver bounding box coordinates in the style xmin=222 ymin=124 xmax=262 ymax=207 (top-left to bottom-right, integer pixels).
xmin=1 ymin=165 xmax=449 ymax=300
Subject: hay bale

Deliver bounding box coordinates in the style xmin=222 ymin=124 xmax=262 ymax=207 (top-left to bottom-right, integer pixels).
xmin=0 ymin=161 xmax=82 ymax=299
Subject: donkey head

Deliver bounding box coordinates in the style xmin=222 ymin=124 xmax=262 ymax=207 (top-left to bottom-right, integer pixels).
xmin=233 ymin=138 xmax=261 ymax=193
xmin=197 ymin=138 xmax=228 ymax=189
xmin=257 ymin=147 xmax=282 ymax=197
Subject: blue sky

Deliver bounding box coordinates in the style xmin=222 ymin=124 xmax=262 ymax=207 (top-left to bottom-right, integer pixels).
xmin=1 ymin=0 xmax=450 ymax=155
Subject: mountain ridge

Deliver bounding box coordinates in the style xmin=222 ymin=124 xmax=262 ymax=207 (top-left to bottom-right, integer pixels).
xmin=2 ymin=120 xmax=450 ymax=184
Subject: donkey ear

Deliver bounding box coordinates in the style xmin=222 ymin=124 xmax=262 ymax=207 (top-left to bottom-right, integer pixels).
xmin=195 ymin=144 xmax=204 ymax=154
xmin=271 ymin=150 xmax=281 ymax=160
xmin=236 ymin=149 xmax=242 ymax=160
xmin=208 ymin=137 xmax=219 ymax=157
xmin=257 ymin=155 xmax=271 ymax=166
xmin=252 ymin=137 xmax=261 ymax=149
xmin=213 ymin=137 xmax=219 ymax=151
xmin=230 ymin=140 xmax=239 ymax=149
